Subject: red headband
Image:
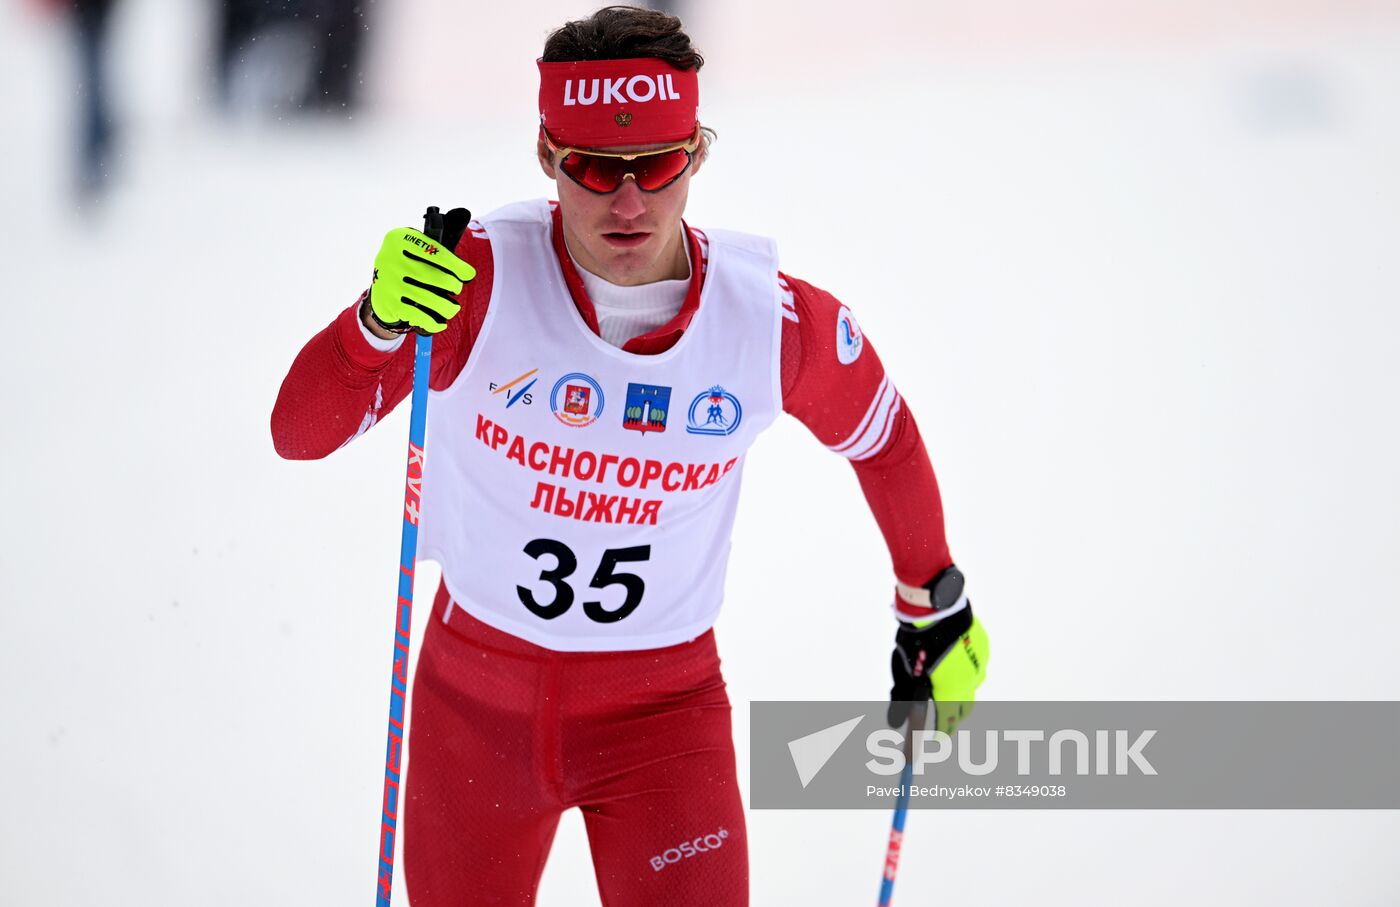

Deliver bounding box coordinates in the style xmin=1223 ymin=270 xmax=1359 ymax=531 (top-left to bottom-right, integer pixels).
xmin=538 ymin=57 xmax=699 ymax=149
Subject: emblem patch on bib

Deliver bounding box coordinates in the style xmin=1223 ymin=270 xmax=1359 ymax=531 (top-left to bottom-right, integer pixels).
xmin=686 ymin=386 xmax=742 ymax=437
xmin=490 ymin=368 xmax=538 ymax=408
xmin=623 ymin=383 xmax=671 ymax=434
xmin=551 ymin=372 xmax=605 ymax=427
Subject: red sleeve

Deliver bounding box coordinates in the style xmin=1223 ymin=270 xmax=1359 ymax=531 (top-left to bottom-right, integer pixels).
xmin=779 ymin=273 xmax=953 ymax=612
xmin=270 ymin=226 xmax=494 ymax=460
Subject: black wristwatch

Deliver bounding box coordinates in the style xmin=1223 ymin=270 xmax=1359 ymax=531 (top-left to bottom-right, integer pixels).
xmin=924 ymin=564 xmax=965 ymax=612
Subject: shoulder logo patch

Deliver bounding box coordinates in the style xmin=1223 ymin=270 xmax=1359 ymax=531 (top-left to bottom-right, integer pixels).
xmin=836 ymin=307 xmax=864 ymax=366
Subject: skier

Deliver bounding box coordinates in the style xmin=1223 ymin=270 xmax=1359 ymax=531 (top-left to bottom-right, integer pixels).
xmin=272 ymin=6 xmax=988 ymax=904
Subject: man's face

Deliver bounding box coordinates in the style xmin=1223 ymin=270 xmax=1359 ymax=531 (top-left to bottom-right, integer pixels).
xmin=540 ymin=140 xmax=700 ymax=286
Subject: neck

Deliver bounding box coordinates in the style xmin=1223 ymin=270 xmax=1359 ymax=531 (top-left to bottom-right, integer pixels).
xmin=565 ymin=223 xmax=690 ymax=286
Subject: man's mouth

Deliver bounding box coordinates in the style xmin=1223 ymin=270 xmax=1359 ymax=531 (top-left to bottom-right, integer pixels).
xmin=602 ymin=231 xmax=651 ymax=249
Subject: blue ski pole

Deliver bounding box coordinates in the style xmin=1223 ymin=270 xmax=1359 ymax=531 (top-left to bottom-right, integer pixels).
xmin=878 ymin=700 xmax=928 ymax=907
xmin=375 ymin=205 xmax=447 ymax=907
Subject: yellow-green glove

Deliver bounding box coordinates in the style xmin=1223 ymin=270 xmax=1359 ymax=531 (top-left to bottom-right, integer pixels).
xmin=366 ymin=226 xmax=477 ymax=335
xmin=889 ymin=606 xmax=989 ymax=735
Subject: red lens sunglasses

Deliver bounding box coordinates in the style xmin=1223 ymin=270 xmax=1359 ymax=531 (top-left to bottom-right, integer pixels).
xmin=543 ymin=127 xmax=702 ymax=194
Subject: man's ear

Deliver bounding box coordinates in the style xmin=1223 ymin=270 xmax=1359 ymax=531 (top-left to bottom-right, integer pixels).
xmin=537 ymin=135 xmax=557 ymax=179
xmin=688 ymin=131 xmax=710 ymax=179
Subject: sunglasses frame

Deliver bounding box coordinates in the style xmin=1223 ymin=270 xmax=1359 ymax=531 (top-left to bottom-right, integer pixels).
xmin=542 ymin=126 xmax=703 ymax=194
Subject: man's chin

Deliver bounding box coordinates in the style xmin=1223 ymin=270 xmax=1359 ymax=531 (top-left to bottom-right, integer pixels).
xmin=597 ymin=260 xmax=655 ymax=286
xmin=588 ymin=246 xmax=659 ymax=284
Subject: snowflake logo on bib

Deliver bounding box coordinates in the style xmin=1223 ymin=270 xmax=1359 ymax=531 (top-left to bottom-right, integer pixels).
xmin=686 ymin=386 xmax=743 ymax=437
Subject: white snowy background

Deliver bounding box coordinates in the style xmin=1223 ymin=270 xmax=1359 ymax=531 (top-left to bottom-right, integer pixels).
xmin=2 ymin=0 xmax=1399 ymax=904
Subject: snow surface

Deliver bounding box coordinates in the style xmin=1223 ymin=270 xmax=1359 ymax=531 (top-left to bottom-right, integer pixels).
xmin=2 ymin=1 xmax=1399 ymax=904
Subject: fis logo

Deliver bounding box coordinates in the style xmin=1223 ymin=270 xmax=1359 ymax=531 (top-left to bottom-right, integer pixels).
xmin=623 ymin=383 xmax=671 ymax=434
xmin=686 ymin=385 xmax=742 ymax=437
xmin=490 ymin=369 xmax=538 ymax=408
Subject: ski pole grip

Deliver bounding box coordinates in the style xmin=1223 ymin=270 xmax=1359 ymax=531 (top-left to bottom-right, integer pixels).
xmin=422 ymin=205 xmax=444 ymax=242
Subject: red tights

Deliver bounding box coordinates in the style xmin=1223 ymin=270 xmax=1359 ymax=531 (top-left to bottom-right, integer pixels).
xmin=403 ymin=583 xmax=748 ymax=905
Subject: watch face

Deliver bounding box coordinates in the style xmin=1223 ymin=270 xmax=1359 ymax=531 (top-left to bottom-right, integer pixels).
xmin=933 ymin=566 xmax=965 ymax=611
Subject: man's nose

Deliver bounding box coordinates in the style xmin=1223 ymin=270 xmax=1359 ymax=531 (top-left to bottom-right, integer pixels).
xmin=609 ymin=177 xmax=648 ymax=220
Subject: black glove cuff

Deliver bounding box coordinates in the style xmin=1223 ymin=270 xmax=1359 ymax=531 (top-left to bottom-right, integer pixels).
xmin=360 ymin=290 xmax=411 ymax=336
xmin=896 ymin=601 xmax=973 ymax=647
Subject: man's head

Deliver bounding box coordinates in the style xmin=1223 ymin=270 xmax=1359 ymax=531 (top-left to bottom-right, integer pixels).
xmin=536 ymin=6 xmax=710 ymax=286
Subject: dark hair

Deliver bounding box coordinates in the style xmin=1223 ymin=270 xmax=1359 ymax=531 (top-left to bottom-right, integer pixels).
xmin=542 ymin=5 xmax=704 ymax=71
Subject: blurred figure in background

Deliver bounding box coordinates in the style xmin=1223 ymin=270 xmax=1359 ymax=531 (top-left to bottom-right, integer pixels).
xmin=33 ymin=0 xmax=120 ymax=199
xmin=74 ymin=0 xmax=118 ymax=194
xmin=215 ymin=0 xmax=369 ymax=116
